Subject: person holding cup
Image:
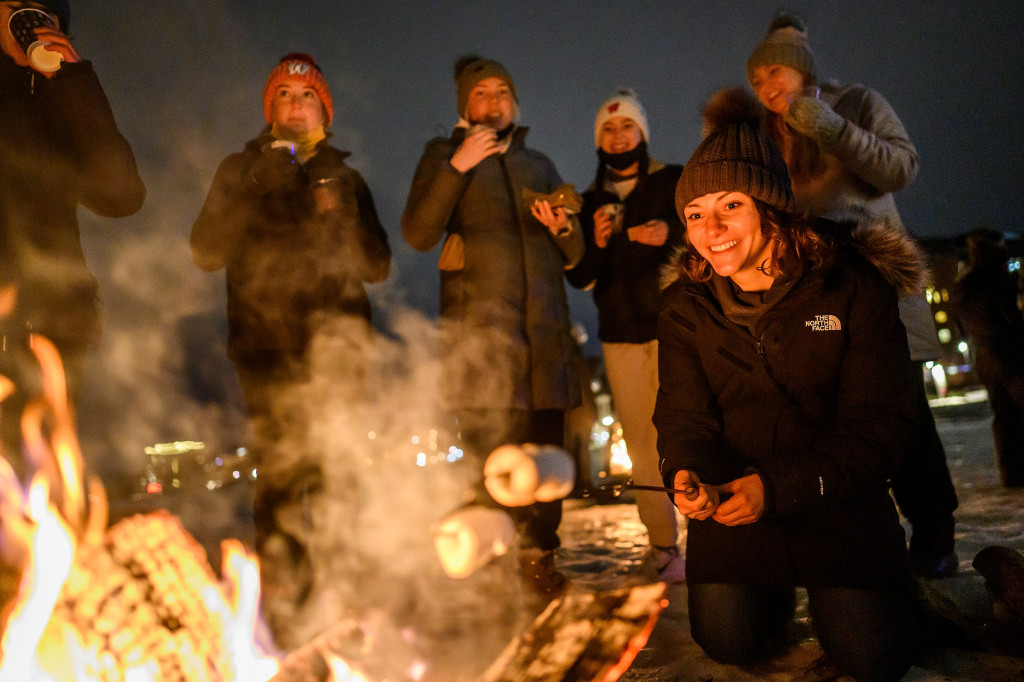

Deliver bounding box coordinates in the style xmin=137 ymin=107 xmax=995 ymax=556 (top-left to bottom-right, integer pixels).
xmin=747 ymin=11 xmax=961 ymax=581
xmin=0 ymin=0 xmax=145 ymax=469
xmin=190 ymin=52 xmax=390 ymax=649
xmin=566 ymin=90 xmax=686 ymax=582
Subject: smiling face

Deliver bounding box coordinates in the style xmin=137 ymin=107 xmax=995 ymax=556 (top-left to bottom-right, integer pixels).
xmin=269 ymin=79 xmax=325 ymax=137
xmin=683 ymin=191 xmax=775 ymax=291
xmin=750 ymin=63 xmax=806 ymax=115
xmin=598 ymin=115 xmax=643 ymax=155
xmin=465 ymin=76 xmax=514 ymax=130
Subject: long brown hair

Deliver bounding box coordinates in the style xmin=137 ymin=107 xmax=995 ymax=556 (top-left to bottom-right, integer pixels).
xmin=679 ymin=199 xmax=830 ymax=283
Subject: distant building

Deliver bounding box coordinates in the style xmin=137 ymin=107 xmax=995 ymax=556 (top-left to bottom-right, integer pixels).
xmin=918 ymin=233 xmax=1023 ymax=394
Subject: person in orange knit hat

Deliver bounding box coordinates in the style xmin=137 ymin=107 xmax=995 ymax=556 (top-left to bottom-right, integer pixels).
xmin=191 ymin=52 xmax=390 ymax=649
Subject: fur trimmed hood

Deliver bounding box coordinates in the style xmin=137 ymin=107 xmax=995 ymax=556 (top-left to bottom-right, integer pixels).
xmin=660 ymin=220 xmax=930 ymax=295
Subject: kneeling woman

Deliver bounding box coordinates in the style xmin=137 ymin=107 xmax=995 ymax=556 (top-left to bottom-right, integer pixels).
xmin=656 ymin=89 xmax=922 ymax=681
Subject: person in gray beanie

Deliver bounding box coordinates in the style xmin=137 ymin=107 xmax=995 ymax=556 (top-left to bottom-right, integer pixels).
xmin=657 ymin=87 xmax=922 ymax=680
xmin=747 ymin=10 xmax=960 ymax=581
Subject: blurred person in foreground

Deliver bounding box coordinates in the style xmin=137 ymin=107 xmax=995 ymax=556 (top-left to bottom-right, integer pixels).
xmin=566 ymin=89 xmax=686 ymax=583
xmin=190 ymin=53 xmax=390 ymax=646
xmin=402 ymin=55 xmax=583 ymax=598
xmin=0 ymin=0 xmax=145 ymax=470
xmin=656 ymin=88 xmax=922 ymax=681
xmin=746 ymin=11 xmax=959 ymax=579
xmin=950 ymin=229 xmax=1024 ymax=488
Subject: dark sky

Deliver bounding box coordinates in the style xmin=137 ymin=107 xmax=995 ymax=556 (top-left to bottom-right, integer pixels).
xmin=63 ymin=0 xmax=1024 ymax=469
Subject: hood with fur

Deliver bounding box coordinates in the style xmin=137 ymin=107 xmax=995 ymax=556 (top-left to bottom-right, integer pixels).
xmin=660 ymin=220 xmax=929 ymax=295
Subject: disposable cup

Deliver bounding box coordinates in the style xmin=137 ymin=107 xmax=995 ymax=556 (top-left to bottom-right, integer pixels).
xmin=8 ymin=8 xmax=63 ymax=72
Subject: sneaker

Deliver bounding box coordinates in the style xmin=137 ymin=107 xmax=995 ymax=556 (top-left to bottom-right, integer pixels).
xmin=650 ymin=545 xmax=686 ymax=583
xmin=518 ymin=548 xmax=567 ymax=598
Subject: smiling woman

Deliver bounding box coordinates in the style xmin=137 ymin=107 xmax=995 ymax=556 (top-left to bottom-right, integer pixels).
xmin=655 ymin=87 xmax=927 ymax=681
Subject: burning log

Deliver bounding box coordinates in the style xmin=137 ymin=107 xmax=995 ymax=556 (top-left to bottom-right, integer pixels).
xmin=476 ymin=582 xmax=667 ymax=682
xmin=38 ymin=511 xmax=235 ymax=680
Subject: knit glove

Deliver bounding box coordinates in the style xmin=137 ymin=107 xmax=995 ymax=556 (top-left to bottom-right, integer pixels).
xmin=786 ymin=97 xmax=847 ymax=147
xmin=246 ymin=147 xmax=299 ymax=195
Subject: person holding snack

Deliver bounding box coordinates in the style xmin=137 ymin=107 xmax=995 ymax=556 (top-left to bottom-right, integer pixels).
xmin=656 ymin=87 xmax=922 ymax=680
xmin=566 ymin=89 xmax=686 ymax=582
xmin=0 ymin=0 xmax=145 ymax=466
xmin=402 ymin=55 xmax=584 ymax=597
xmin=191 ymin=52 xmax=390 ymax=646
xmin=746 ymin=11 xmax=960 ymax=579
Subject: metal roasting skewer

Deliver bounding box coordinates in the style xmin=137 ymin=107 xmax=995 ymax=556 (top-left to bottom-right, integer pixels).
xmin=599 ymin=481 xmax=700 ymax=500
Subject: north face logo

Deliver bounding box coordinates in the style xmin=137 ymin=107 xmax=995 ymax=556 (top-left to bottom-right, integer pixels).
xmin=805 ymin=314 xmax=842 ymax=331
xmin=287 ymin=62 xmax=310 ymax=75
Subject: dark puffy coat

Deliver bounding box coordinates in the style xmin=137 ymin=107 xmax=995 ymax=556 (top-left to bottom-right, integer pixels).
xmin=402 ymin=127 xmax=583 ymax=411
xmin=655 ymin=224 xmax=924 ymax=589
xmin=566 ymin=160 xmax=684 ymax=343
xmin=191 ymin=134 xmax=390 ymax=358
xmin=0 ymin=57 xmax=145 ymax=342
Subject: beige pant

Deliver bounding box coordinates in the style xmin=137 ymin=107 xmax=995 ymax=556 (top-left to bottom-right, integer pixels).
xmin=602 ymin=340 xmax=682 ymax=548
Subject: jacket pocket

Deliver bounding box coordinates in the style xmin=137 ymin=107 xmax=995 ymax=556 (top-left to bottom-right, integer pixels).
xmin=438 ymin=233 xmax=465 ymax=271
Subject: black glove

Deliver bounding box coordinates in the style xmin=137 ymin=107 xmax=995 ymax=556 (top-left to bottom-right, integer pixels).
xmin=246 ymin=147 xmax=299 ymax=195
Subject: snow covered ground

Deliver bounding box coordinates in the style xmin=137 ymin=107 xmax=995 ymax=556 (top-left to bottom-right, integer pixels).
xmin=554 ymin=396 xmax=1024 ymax=681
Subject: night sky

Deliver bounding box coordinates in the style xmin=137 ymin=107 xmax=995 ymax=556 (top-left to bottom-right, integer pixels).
xmin=60 ymin=1 xmax=1024 ymax=473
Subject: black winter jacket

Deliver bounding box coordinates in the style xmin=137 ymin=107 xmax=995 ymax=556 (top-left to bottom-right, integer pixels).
xmin=655 ymin=224 xmax=923 ymax=589
xmin=191 ymin=134 xmax=390 ymax=357
xmin=402 ymin=127 xmax=583 ymax=411
xmin=566 ymin=160 xmax=684 ymax=343
xmin=0 ymin=57 xmax=145 ymax=343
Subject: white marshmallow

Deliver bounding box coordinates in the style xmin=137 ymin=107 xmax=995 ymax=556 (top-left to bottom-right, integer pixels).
xmin=483 ymin=443 xmax=576 ymax=507
xmin=433 ymin=506 xmax=515 ymax=579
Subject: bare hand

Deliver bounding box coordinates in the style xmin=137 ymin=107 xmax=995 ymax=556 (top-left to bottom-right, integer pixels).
xmin=629 ymin=219 xmax=669 ymax=246
xmin=711 ymin=474 xmax=765 ymax=526
xmin=672 ymin=470 xmax=720 ymax=520
xmin=26 ymin=26 xmax=80 ymax=77
xmin=450 ymin=127 xmax=499 ymax=173
xmin=592 ymin=206 xmax=615 ymax=248
xmin=530 ymin=200 xmax=570 ymax=236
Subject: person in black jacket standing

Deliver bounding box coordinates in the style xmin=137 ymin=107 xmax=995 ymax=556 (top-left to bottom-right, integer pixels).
xmin=0 ymin=0 xmax=145 ymax=468
xmin=951 ymin=229 xmax=1024 ymax=488
xmin=567 ymin=89 xmax=686 ymax=582
xmin=191 ymin=53 xmax=390 ymax=647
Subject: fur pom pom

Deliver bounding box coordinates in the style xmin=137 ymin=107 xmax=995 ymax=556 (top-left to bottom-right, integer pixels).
xmin=454 ymin=54 xmax=483 ymax=79
xmin=701 ymin=88 xmax=764 ymax=137
xmin=767 ymin=11 xmax=807 ymax=36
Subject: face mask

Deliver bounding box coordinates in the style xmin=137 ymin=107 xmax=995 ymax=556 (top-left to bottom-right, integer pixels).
xmin=599 ymin=141 xmax=647 ymax=171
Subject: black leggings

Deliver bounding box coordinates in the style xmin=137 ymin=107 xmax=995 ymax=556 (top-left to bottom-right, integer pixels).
xmin=689 ymin=583 xmax=921 ymax=682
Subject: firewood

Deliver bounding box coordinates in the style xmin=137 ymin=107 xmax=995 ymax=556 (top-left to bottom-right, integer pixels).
xmin=43 ymin=510 xmax=233 ymax=681
xmin=476 ymin=582 xmax=667 ymax=682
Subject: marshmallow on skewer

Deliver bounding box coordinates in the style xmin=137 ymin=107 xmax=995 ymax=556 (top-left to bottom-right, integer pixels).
xmin=433 ymin=505 xmax=516 ymax=579
xmin=484 ymin=443 xmax=576 ymax=507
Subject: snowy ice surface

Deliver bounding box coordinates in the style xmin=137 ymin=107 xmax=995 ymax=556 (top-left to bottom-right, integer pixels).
xmin=556 ymin=398 xmax=1024 ymax=681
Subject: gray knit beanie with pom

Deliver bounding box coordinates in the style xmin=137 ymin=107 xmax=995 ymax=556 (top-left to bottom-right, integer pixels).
xmin=746 ymin=12 xmax=815 ymax=84
xmin=675 ymin=88 xmax=796 ymax=216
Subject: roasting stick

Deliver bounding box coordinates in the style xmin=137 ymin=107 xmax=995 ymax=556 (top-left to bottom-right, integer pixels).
xmin=600 ymin=481 xmax=701 ymax=500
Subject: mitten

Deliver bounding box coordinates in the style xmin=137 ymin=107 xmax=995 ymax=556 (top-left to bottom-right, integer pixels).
xmin=786 ymin=97 xmax=847 ymax=147
xmin=246 ymin=147 xmax=298 ymax=195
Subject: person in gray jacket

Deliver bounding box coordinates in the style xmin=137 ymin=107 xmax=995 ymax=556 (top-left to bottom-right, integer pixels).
xmin=747 ymin=11 xmax=959 ymax=579
xmin=402 ymin=55 xmax=583 ymax=596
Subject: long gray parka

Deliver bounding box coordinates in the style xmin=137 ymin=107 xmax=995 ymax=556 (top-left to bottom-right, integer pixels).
xmin=656 ymin=223 xmax=926 ymax=590
xmin=402 ymin=126 xmax=583 ymax=411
